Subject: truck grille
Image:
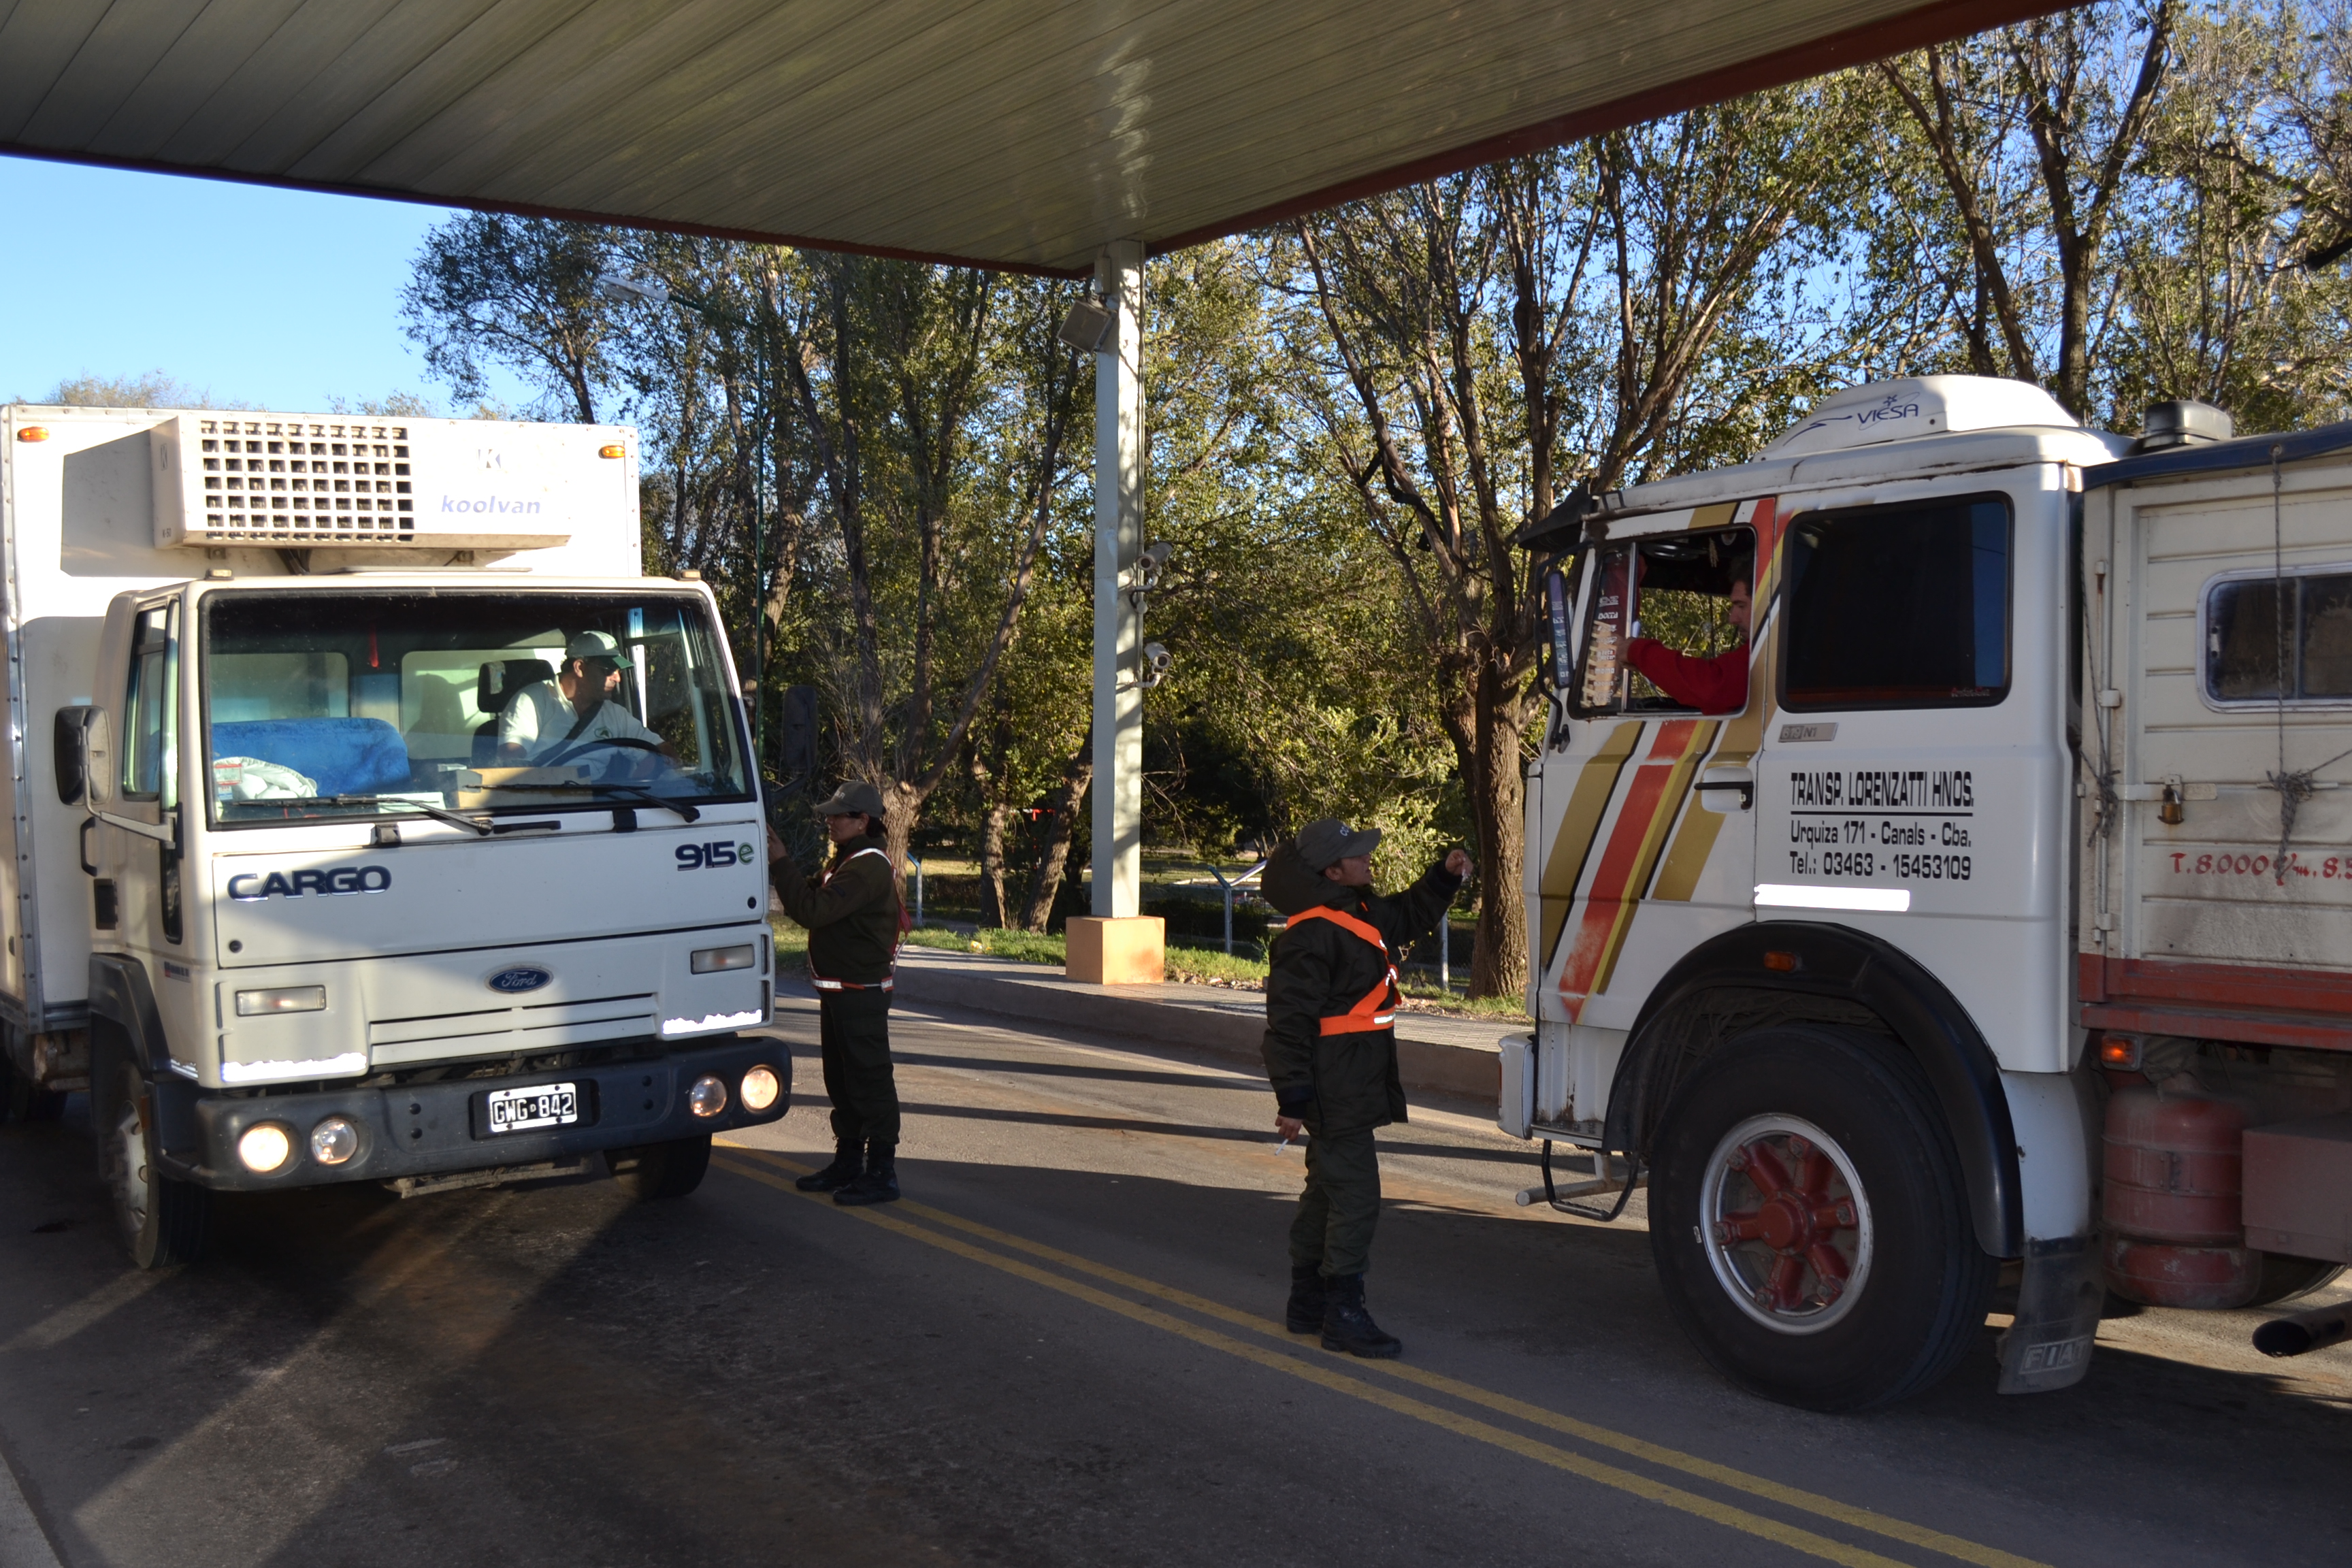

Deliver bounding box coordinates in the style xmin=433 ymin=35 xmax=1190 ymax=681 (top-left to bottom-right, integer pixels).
xmin=368 ymin=992 xmax=659 ymax=1065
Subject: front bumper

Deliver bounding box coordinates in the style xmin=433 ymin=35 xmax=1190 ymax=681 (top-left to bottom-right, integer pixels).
xmin=156 ymin=1034 xmax=789 ymax=1192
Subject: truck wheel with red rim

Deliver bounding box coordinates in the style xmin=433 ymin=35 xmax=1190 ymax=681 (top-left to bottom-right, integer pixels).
xmin=90 ymin=1041 xmax=210 ymax=1269
xmin=1648 ymin=1024 xmax=1995 ymax=1411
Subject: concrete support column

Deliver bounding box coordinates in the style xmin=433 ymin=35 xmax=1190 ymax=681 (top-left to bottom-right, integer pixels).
xmin=1090 ymin=240 xmax=1145 ymax=918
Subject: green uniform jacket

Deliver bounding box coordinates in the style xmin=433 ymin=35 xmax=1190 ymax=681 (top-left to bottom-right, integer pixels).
xmin=1262 ymin=862 xmax=1460 ymax=1136
xmin=771 ymin=833 xmax=900 ymax=987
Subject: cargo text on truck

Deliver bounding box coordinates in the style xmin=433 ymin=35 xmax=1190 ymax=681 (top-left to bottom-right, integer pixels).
xmin=1505 ymin=376 xmax=2352 ymax=1409
xmin=0 ymin=404 xmax=790 ymax=1266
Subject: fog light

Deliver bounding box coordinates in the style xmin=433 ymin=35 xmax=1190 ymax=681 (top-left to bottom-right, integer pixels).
xmin=687 ymin=1074 xmax=728 ymax=1118
xmin=740 ymin=1064 xmax=780 ymax=1112
xmin=310 ymin=1116 xmax=359 ymax=1166
xmin=238 ymin=1123 xmax=293 ymax=1173
xmin=235 ymin=985 xmax=326 ymax=1016
xmin=691 ymin=943 xmax=757 ymax=974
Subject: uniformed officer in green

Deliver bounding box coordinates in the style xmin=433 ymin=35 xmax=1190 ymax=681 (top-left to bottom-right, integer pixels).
xmin=1264 ymin=819 xmax=1467 ymax=1357
xmin=766 ymin=781 xmax=905 ymax=1206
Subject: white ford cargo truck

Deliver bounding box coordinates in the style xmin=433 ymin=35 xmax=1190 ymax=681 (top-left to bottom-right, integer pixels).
xmin=0 ymin=404 xmax=788 ymax=1265
xmin=1507 ymin=376 xmax=2352 ymax=1409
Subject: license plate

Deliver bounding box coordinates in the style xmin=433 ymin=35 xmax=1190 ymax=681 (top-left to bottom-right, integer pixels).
xmin=483 ymin=1083 xmax=579 ymax=1134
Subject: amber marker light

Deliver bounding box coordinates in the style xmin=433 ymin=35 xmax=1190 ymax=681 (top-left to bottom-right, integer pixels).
xmin=598 ymin=443 xmax=625 ymax=459
xmin=1762 ymin=950 xmax=1799 ymax=973
xmin=2099 ymin=1034 xmax=2142 ymax=1070
xmin=16 ymin=426 xmax=51 ymax=442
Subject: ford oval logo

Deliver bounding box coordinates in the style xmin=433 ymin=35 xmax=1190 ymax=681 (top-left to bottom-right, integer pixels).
xmin=487 ymin=965 xmax=553 ymax=994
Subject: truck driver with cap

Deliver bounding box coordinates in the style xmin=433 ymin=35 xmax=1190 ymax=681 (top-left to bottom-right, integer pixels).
xmin=1263 ymin=818 xmax=1468 ymax=1358
xmin=498 ymin=630 xmax=670 ymax=766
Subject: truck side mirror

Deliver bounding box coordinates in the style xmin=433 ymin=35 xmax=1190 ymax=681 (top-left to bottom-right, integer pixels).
xmin=54 ymin=707 xmax=114 ymax=808
xmin=53 ymin=706 xmax=97 ymax=805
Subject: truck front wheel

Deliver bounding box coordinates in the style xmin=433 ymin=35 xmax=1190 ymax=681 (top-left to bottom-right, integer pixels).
xmin=91 ymin=1049 xmax=209 ymax=1269
xmin=1648 ymin=1024 xmax=1994 ymax=1411
xmin=612 ymin=1134 xmax=712 ymax=1200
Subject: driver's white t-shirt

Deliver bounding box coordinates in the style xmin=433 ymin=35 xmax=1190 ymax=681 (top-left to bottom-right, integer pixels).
xmin=498 ymin=681 xmax=661 ymax=760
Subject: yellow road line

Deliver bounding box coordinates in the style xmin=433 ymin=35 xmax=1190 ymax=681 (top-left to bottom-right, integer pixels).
xmin=721 ymin=1147 xmax=2038 ymax=1568
xmin=713 ymin=1152 xmax=1988 ymax=1568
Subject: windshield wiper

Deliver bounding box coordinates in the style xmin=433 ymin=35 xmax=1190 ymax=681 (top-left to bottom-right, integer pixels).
xmin=313 ymin=794 xmax=493 ymax=837
xmin=480 ymin=780 xmax=701 ymax=823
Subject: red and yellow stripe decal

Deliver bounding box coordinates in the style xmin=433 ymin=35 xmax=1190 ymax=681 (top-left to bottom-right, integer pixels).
xmin=1556 ymin=719 xmax=1718 ymax=1019
xmin=1539 ymin=721 xmax=1642 ymax=973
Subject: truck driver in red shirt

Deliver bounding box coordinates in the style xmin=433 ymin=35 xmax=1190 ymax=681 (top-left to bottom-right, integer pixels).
xmin=1623 ymin=565 xmax=1752 ymax=714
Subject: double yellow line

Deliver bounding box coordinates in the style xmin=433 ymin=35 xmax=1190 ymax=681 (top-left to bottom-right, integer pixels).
xmin=713 ymin=1145 xmax=2044 ymax=1568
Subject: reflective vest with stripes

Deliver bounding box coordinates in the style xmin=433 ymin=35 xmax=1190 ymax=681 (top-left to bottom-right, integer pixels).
xmin=809 ymin=845 xmax=898 ymax=993
xmin=1285 ymin=904 xmax=1399 ymax=1034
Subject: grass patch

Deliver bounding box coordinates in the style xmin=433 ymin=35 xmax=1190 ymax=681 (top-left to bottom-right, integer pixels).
xmin=1162 ymin=944 xmax=1269 ymax=986
xmin=902 ymin=925 xmax=1068 ymax=966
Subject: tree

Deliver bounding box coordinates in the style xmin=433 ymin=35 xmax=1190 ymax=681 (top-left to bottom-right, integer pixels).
xmin=402 ymin=214 xmax=621 ymax=422
xmin=1874 ymin=1 xmax=2180 ymax=419
xmin=1278 ymin=83 xmax=1863 ymax=998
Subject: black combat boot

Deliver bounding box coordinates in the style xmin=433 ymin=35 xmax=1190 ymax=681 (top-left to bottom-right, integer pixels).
xmin=834 ymin=1141 xmax=900 ymax=1206
xmin=1286 ymin=1264 xmax=1328 ymax=1333
xmin=795 ymin=1140 xmax=863 ymax=1193
xmin=1320 ymin=1273 xmax=1402 ymax=1358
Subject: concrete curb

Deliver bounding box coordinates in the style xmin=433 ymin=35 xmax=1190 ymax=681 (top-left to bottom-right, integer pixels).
xmin=888 ymin=955 xmax=1507 ymax=1104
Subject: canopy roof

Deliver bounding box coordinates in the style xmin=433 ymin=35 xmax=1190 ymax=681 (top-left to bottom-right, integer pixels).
xmin=4 ymin=0 xmax=2058 ymax=276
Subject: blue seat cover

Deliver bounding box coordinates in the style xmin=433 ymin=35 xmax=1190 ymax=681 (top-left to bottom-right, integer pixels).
xmin=212 ymin=717 xmax=412 ymax=798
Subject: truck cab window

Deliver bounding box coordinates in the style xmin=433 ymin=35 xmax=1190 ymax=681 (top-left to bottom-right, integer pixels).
xmin=1572 ymin=529 xmax=1754 ymax=716
xmin=121 ymin=605 xmax=176 ymax=802
xmin=1781 ymin=495 xmax=2010 ymax=710
xmin=2204 ymin=568 xmax=2352 ymax=704
xmin=201 ymin=591 xmax=751 ymax=826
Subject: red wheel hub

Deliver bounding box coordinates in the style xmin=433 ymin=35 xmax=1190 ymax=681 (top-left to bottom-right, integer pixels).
xmin=1715 ymin=1135 xmax=1861 ymax=1313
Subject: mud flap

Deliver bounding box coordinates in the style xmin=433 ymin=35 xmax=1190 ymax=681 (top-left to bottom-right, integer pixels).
xmin=1997 ymin=1235 xmax=2103 ymax=1394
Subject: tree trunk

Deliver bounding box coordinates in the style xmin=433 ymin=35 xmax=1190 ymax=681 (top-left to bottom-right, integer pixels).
xmin=1467 ymin=682 xmax=1532 ymax=1000
xmin=1019 ymin=728 xmax=1094 ymax=932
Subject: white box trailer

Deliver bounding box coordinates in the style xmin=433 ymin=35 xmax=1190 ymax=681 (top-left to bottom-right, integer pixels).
xmin=1508 ymin=377 xmax=2352 ymax=1410
xmin=0 ymin=405 xmax=789 ymax=1264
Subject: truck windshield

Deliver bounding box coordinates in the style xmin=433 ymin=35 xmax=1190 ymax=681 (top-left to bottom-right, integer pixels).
xmin=201 ymin=590 xmax=751 ymax=826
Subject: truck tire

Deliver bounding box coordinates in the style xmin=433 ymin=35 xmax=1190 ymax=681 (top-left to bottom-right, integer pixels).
xmin=1648 ymin=1024 xmax=1995 ymax=1411
xmin=2248 ymin=1255 xmax=2344 ymax=1307
xmin=91 ymin=1048 xmax=210 ymax=1269
xmin=615 ymin=1134 xmax=712 ymax=1200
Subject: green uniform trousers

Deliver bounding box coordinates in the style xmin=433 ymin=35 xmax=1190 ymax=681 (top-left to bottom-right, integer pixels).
xmin=1288 ymin=1124 xmax=1382 ymax=1277
xmin=817 ymin=990 xmax=899 ymax=1146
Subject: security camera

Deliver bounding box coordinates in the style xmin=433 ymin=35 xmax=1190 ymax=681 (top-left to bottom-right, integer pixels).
xmin=595 ymin=272 xmax=670 ymax=306
xmin=1135 ymin=540 xmax=1174 ymax=591
xmin=1138 ymin=642 xmax=1173 ymax=688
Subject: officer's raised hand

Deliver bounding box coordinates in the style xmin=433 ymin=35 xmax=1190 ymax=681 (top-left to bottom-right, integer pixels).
xmin=1443 ymin=847 xmax=1471 ymax=879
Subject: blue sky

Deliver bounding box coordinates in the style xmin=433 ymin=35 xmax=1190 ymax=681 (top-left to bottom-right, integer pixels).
xmin=1 ymin=155 xmax=534 ymax=414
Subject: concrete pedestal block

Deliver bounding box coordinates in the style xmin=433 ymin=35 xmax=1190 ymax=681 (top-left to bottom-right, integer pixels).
xmin=1065 ymin=916 xmax=1165 ymax=985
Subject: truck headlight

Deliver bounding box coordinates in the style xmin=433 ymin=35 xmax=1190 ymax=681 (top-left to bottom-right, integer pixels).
xmin=235 ymin=985 xmax=326 ymax=1016
xmin=238 ymin=1123 xmax=294 ymax=1173
xmin=691 ymin=944 xmax=757 ymax=974
xmin=310 ymin=1116 xmax=360 ymax=1166
xmin=687 ymin=1075 xmax=728 ymax=1117
xmin=740 ymin=1064 xmax=780 ymax=1112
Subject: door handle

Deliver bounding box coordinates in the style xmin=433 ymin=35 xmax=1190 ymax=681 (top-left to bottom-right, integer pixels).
xmin=1695 ymin=767 xmax=1754 ymax=811
xmin=79 ymin=816 xmax=98 ymax=876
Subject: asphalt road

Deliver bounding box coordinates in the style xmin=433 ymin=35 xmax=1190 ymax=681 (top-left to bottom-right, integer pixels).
xmin=3 ymin=993 xmax=2350 ymax=1568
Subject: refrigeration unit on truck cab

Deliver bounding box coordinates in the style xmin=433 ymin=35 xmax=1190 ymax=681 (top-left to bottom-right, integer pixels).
xmin=1506 ymin=376 xmax=2352 ymax=1410
xmin=0 ymin=404 xmax=789 ymax=1267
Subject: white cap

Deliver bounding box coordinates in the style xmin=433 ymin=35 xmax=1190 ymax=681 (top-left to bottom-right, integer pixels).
xmin=566 ymin=630 xmax=622 ymax=662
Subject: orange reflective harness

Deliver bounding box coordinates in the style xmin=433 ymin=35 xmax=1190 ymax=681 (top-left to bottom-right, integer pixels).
xmin=808 ymin=846 xmax=898 ymax=993
xmin=1286 ymin=904 xmax=1399 ymax=1034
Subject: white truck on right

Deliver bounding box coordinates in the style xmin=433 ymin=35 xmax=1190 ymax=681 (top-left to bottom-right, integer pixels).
xmin=1507 ymin=376 xmax=2352 ymax=1409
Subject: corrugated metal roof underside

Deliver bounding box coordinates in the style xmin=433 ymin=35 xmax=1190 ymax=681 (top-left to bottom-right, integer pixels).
xmin=1 ymin=0 xmax=2059 ymax=274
